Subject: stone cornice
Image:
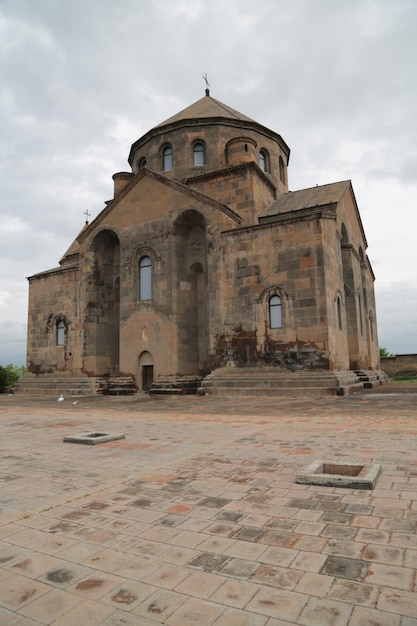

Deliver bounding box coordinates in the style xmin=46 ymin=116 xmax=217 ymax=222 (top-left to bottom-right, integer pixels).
xmin=183 ymin=161 xmax=277 ymax=196
xmin=27 ymin=263 xmax=79 ymax=282
xmin=222 ymin=204 xmax=336 ymax=237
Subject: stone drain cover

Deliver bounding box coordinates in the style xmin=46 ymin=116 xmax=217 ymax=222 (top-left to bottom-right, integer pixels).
xmin=296 ymin=461 xmax=381 ymax=490
xmin=63 ymin=432 xmax=125 ymax=445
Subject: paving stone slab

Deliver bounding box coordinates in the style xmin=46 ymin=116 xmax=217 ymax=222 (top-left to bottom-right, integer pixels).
xmin=320 ymin=556 xmax=368 ymax=581
xmin=188 ymin=552 xmax=231 ymax=573
xmin=37 ymin=563 xmax=94 ymax=588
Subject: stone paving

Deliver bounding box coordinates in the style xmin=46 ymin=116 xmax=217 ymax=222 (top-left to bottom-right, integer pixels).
xmin=0 ymin=382 xmax=416 ymax=625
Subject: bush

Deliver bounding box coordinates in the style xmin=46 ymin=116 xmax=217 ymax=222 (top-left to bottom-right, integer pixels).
xmin=0 ymin=364 xmax=26 ymax=392
xmin=0 ymin=366 xmax=7 ymax=393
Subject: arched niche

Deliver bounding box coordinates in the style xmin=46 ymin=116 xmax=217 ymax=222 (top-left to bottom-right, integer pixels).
xmin=173 ymin=210 xmax=208 ymax=375
xmin=85 ymin=229 xmax=120 ymax=375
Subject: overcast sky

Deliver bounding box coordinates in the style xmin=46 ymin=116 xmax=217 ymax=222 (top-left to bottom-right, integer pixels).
xmin=1 ymin=0 xmax=416 ymax=366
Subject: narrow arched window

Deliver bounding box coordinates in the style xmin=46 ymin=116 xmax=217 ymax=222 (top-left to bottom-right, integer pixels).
xmin=193 ymin=142 xmax=205 ymax=166
xmin=139 ymin=256 xmax=152 ymax=301
xmin=138 ymin=157 xmax=147 ymax=170
xmin=56 ymin=320 xmax=65 ymax=346
xmin=337 ymin=296 xmax=343 ymax=330
xmin=269 ymin=295 xmax=282 ymax=329
xmin=162 ymin=145 xmax=172 ymax=171
xmin=369 ymin=312 xmax=374 ymax=341
xmin=279 ymin=156 xmax=285 ymax=183
xmin=259 ymin=149 xmax=267 ymax=172
xmin=358 ymin=291 xmax=363 ymax=336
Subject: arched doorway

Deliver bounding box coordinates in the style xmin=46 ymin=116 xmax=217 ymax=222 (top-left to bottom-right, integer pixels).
xmin=138 ymin=351 xmax=154 ymax=392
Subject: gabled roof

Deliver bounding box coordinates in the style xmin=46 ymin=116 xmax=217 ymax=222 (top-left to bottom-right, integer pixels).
xmin=59 ymin=221 xmax=90 ymax=265
xmin=76 ymin=168 xmax=242 ymax=243
xmin=260 ymin=181 xmax=352 ymax=218
xmin=156 ymin=93 xmax=256 ymax=127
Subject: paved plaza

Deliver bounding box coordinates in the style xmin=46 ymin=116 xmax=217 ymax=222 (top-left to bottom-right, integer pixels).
xmin=0 ymin=383 xmax=416 ymax=625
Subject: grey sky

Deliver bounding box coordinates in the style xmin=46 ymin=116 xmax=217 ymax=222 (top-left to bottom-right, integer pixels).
xmin=1 ymin=0 xmax=416 ymax=365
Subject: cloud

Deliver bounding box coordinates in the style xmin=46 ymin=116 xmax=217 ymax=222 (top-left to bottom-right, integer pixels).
xmin=376 ymin=283 xmax=417 ymax=354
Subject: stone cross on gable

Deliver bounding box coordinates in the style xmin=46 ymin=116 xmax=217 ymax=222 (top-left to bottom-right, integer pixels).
xmin=84 ymin=210 xmax=91 ymax=224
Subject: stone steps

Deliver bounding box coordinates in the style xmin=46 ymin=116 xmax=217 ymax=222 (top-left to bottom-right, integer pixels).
xmin=201 ymin=368 xmax=367 ymax=397
xmin=149 ymin=376 xmax=202 ymax=396
xmin=13 ymin=376 xmax=136 ymax=397
xmin=354 ymin=369 xmax=388 ymax=389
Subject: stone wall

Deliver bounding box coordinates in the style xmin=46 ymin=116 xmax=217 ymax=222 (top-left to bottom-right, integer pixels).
xmin=380 ymin=354 xmax=417 ymax=377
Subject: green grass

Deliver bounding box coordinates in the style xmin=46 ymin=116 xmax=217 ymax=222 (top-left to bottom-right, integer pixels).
xmin=392 ymin=375 xmax=417 ymax=382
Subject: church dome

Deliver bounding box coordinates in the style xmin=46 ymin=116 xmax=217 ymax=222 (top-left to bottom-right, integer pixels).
xmin=127 ymin=92 xmax=290 ymax=193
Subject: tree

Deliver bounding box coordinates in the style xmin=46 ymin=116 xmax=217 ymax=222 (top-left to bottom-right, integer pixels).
xmin=0 ymin=366 xmax=6 ymax=393
xmin=379 ymin=347 xmax=395 ymax=358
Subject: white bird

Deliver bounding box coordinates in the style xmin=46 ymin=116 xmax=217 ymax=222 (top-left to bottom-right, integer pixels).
xmin=57 ymin=394 xmax=64 ymax=402
xmin=72 ymin=401 xmax=77 ymax=405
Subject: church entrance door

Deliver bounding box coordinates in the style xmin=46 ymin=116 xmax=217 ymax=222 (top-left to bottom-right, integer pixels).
xmin=138 ymin=351 xmax=154 ymax=392
xmin=142 ymin=365 xmax=154 ymax=391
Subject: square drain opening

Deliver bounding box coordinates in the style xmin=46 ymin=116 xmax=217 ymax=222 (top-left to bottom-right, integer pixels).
xmin=322 ymin=463 xmax=363 ymax=477
xmin=63 ymin=432 xmax=125 ymax=445
xmin=296 ymin=460 xmax=380 ymax=489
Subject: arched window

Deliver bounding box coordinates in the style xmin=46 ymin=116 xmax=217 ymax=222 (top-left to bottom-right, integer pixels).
xmin=162 ymin=145 xmax=172 ymax=171
xmin=193 ymin=142 xmax=205 ymax=166
xmin=337 ymin=295 xmax=343 ymax=330
xmin=56 ymin=319 xmax=65 ymax=346
xmin=138 ymin=157 xmax=147 ymax=170
xmin=279 ymin=156 xmax=285 ymax=183
xmin=358 ymin=291 xmax=363 ymax=336
xmin=259 ymin=149 xmax=267 ymax=172
xmin=369 ymin=312 xmax=374 ymax=341
xmin=269 ymin=295 xmax=282 ymax=329
xmin=139 ymin=256 xmax=152 ymax=301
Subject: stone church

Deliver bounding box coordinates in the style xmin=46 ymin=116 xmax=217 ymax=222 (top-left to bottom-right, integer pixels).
xmin=25 ymin=89 xmax=385 ymax=395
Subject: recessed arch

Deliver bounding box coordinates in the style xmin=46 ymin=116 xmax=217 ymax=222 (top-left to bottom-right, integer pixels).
xmin=335 ymin=290 xmax=344 ymax=330
xmin=137 ymin=156 xmax=147 ymax=171
xmin=173 ymin=209 xmax=208 ymax=374
xmin=86 ymin=229 xmax=120 ymax=375
xmin=340 ymin=223 xmax=349 ymax=244
xmin=279 ymin=155 xmax=286 ymax=183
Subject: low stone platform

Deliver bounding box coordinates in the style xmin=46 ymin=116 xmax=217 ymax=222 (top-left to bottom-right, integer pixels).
xmin=201 ymin=368 xmax=388 ymax=397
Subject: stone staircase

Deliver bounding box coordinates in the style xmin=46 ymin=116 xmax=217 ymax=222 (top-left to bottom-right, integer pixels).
xmin=354 ymin=369 xmax=389 ymax=389
xmin=200 ymin=368 xmax=371 ymax=397
xmin=149 ymin=376 xmax=202 ymax=396
xmin=12 ymin=375 xmax=136 ymax=397
xmin=106 ymin=377 xmax=136 ymax=396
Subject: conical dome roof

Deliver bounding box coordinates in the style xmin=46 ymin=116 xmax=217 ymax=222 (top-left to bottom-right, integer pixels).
xmin=128 ymin=91 xmax=288 ymax=166
xmin=156 ymin=93 xmax=256 ymax=127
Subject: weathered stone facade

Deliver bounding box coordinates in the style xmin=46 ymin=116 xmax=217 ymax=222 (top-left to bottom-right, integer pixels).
xmin=26 ymin=91 xmax=381 ymax=392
